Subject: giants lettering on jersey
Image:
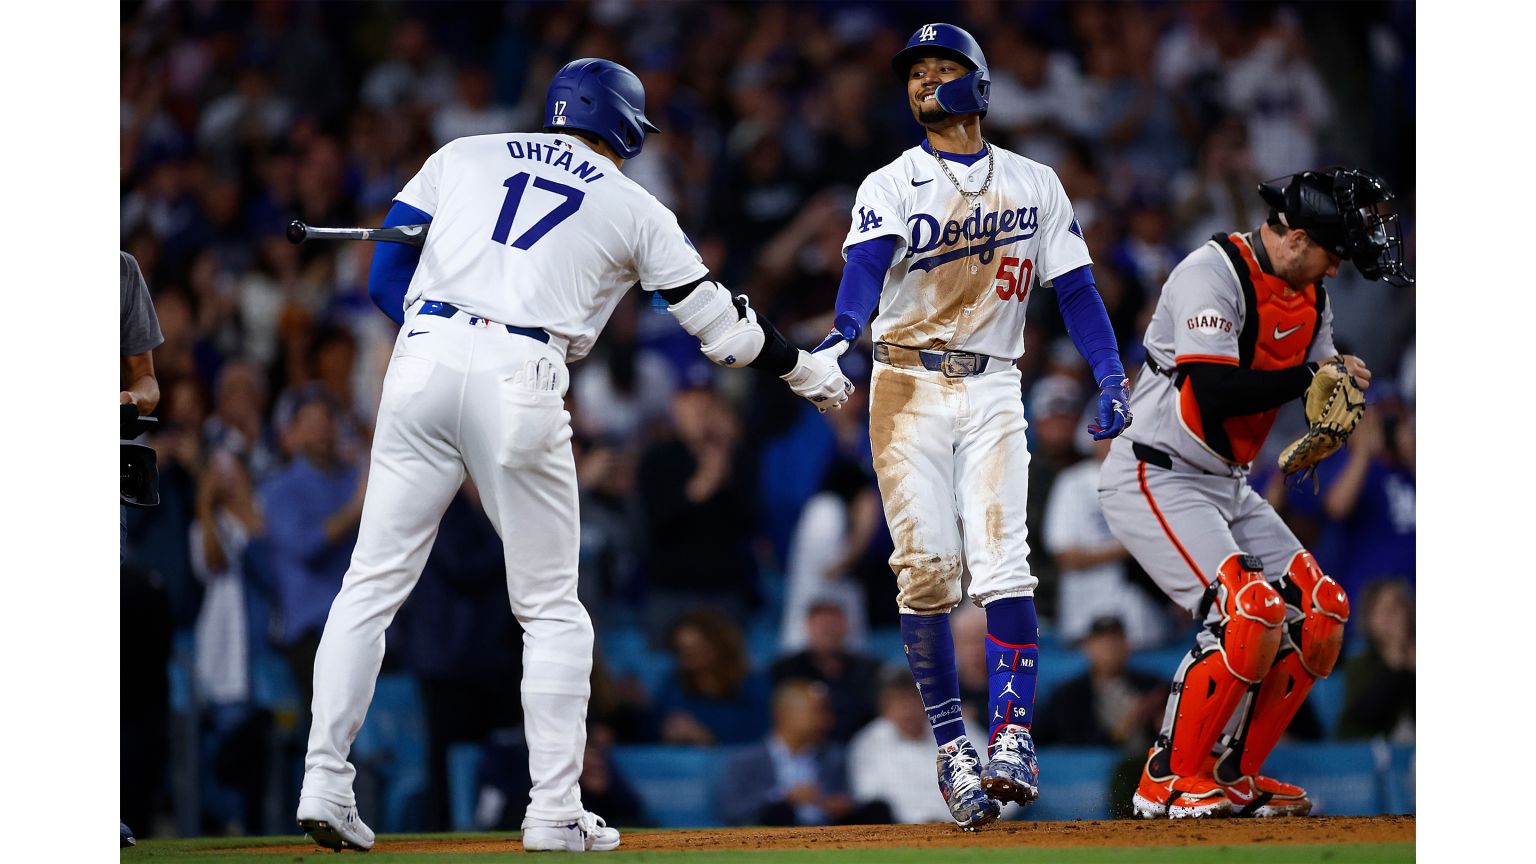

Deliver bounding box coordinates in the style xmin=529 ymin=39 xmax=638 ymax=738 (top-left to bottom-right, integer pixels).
xmin=907 ymin=206 xmax=1039 ymax=273
xmin=505 ymin=140 xmax=607 ymax=184
xmin=1187 ymin=309 xmax=1233 ymax=334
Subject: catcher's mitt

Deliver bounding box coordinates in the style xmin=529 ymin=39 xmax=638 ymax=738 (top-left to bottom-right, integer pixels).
xmin=1277 ymin=360 xmax=1366 ymax=484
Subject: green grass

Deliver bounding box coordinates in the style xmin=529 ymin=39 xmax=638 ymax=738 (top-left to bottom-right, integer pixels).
xmin=124 ymin=835 xmax=1414 ymax=864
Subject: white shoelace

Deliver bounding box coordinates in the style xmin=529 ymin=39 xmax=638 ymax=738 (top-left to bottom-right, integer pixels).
xmin=577 ymin=811 xmax=608 ymax=834
xmin=945 ymin=748 xmax=984 ymax=797
xmin=992 ymin=727 xmax=1030 ymax=768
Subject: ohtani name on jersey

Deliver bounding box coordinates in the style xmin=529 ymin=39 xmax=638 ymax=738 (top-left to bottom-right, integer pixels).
xmin=505 ymin=140 xmax=606 ymax=183
xmin=906 ymin=206 xmax=1039 ymax=273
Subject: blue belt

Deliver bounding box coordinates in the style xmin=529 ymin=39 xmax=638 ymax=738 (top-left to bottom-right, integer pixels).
xmin=873 ymin=343 xmax=993 ymax=378
xmin=418 ymin=300 xmax=551 ymax=344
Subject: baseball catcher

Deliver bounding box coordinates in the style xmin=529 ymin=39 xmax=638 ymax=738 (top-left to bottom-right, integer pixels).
xmin=1096 ymin=166 xmax=1411 ymax=818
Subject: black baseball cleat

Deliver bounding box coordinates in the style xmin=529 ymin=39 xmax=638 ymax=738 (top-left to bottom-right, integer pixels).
xmin=120 ymin=821 xmax=136 ymax=848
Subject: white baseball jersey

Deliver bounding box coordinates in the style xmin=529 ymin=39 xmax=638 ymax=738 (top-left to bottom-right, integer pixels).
xmin=303 ymin=132 xmax=707 ymax=829
xmin=841 ymin=142 xmax=1091 ymax=360
xmin=396 ymin=132 xmax=707 ymax=360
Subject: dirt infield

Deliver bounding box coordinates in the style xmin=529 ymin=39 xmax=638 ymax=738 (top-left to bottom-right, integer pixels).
xmin=233 ymin=816 xmax=1413 ymax=855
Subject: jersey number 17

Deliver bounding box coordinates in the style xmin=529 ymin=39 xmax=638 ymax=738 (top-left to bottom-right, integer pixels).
xmin=491 ymin=172 xmax=585 ymax=249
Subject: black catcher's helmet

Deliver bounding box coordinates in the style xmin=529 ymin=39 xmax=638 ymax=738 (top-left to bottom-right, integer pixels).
xmin=1258 ymin=168 xmax=1413 ymax=286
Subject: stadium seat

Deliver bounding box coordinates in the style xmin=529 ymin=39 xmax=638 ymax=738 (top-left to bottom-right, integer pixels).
xmin=1125 ymin=643 xmax=1193 ymax=680
xmin=865 ymin=627 xmax=906 ymax=666
xmin=1263 ymin=742 xmax=1381 ymax=816
xmin=446 ymin=742 xmax=485 ymax=832
xmin=601 ymin=627 xmax=675 ymax=697
xmin=1035 ymin=649 xmax=1089 ymax=708
xmin=351 ymin=674 xmax=428 ymax=832
xmin=1306 ymin=672 xmax=1347 ymax=737
xmin=1022 ymin=747 xmax=1121 ymax=821
xmin=611 ymin=745 xmax=744 ymax=828
xmin=1382 ymin=742 xmax=1415 ymax=814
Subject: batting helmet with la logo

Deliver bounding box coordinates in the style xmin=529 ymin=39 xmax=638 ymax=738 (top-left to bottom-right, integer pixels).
xmin=891 ymin=23 xmax=991 ymax=116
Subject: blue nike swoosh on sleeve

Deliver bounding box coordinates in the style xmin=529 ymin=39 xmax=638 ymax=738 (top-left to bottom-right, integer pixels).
xmin=407 ymin=329 xmax=429 ymax=337
xmin=911 ymin=178 xmax=933 ymax=187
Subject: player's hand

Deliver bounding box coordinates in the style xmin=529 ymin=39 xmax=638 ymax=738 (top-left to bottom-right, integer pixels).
xmin=812 ymin=315 xmax=862 ymax=356
xmin=812 ymin=329 xmax=848 ymax=354
xmin=1336 ymin=354 xmax=1372 ymax=389
xmin=782 ymin=346 xmax=854 ymax=412
xmin=1089 ymin=375 xmax=1132 ymax=441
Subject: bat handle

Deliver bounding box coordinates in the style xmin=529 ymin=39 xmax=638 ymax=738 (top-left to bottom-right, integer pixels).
xmin=286 ymin=220 xmax=309 ymax=245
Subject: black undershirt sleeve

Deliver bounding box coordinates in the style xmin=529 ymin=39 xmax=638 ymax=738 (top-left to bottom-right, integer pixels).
xmin=656 ymin=279 xmax=706 ymax=305
xmin=653 ymin=280 xmax=799 ymax=377
xmin=746 ymin=310 xmax=799 ymax=376
xmin=1183 ymin=361 xmax=1317 ymax=418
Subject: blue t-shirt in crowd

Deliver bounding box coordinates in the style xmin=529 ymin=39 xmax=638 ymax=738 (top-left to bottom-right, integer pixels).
xmin=653 ymin=671 xmax=772 ymax=745
xmin=258 ymin=456 xmax=361 ymax=645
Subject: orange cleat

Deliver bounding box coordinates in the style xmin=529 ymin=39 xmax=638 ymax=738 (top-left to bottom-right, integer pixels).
xmin=1218 ymin=775 xmax=1312 ymax=818
xmin=1132 ymin=751 xmax=1234 ymax=820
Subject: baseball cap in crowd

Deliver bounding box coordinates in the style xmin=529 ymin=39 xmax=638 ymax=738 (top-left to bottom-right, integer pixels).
xmin=1029 ymin=374 xmax=1084 ymax=420
xmin=1079 ymin=615 xmax=1127 ymax=645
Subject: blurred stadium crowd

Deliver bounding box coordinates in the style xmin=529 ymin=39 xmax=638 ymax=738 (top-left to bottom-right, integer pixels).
xmin=120 ymin=0 xmax=1415 ymax=838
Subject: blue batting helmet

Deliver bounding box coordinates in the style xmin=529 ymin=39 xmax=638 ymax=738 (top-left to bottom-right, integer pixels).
xmin=543 ymin=58 xmax=660 ymax=160
xmin=891 ymin=23 xmax=990 ymax=116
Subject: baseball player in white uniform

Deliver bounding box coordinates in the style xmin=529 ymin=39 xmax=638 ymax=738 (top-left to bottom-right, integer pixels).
xmin=815 ymin=24 xmax=1131 ymax=829
xmin=1096 ymin=167 xmax=1410 ymax=819
xmin=295 ymin=58 xmax=852 ymax=853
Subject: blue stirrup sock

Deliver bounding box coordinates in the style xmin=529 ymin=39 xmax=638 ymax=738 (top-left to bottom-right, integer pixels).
xmin=984 ymin=596 xmax=1040 ymax=743
xmin=900 ymin=612 xmax=967 ymax=747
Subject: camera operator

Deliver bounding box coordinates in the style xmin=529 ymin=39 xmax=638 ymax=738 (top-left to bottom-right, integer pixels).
xmin=121 ymin=251 xmax=161 ymax=418
xmin=121 ymin=250 xmax=164 ymax=848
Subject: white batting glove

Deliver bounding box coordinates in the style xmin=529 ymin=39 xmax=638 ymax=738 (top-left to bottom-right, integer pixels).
xmin=781 ymin=343 xmax=854 ymax=412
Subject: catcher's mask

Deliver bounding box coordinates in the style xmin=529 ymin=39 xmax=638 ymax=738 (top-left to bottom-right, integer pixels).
xmin=1259 ymin=167 xmax=1413 ymax=287
xmin=122 ymin=404 xmax=160 ymax=508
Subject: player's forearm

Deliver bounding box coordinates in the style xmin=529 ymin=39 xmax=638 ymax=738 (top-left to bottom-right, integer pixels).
xmin=367 ymin=200 xmax=432 ymax=325
xmin=832 ymin=236 xmax=899 ymax=340
xmin=1322 ymin=448 xmax=1372 ymax=520
xmin=323 ymin=498 xmax=365 ymax=545
xmin=659 ymin=280 xmax=799 ymax=377
xmin=1183 ymin=362 xmax=1315 ymax=418
xmin=1052 ymin=265 xmax=1124 ymax=384
xmin=1054 ymin=544 xmax=1127 ymax=570
xmin=122 ymin=374 xmax=160 ymax=415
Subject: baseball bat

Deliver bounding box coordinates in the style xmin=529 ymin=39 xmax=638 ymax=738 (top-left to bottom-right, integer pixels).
xmin=286 ymin=220 xmax=429 ymax=247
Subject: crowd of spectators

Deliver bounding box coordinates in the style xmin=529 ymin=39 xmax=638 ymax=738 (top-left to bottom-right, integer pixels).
xmin=120 ymin=0 xmax=1415 ymax=836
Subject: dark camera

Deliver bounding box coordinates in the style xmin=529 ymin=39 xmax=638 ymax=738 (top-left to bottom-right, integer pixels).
xmin=121 ymin=403 xmax=160 ymax=508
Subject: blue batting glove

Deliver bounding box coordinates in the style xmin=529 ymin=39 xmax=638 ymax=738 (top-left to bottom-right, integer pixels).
xmin=813 ymin=315 xmax=861 ymax=355
xmin=1088 ymin=375 xmax=1132 ymax=441
xmin=812 ymin=330 xmax=847 ymax=354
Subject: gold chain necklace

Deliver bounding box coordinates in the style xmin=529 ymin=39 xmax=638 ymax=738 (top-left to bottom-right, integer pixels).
xmin=930 ymin=142 xmax=995 ymax=273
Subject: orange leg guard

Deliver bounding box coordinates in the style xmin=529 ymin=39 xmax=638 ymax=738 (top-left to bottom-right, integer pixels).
xmin=1165 ymin=554 xmax=1286 ymax=778
xmin=1214 ymin=551 xmax=1350 ymax=783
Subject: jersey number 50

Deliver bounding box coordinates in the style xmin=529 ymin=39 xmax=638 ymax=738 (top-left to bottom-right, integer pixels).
xmin=491 ymin=172 xmax=585 ymax=249
xmin=993 ymin=256 xmax=1033 ymax=302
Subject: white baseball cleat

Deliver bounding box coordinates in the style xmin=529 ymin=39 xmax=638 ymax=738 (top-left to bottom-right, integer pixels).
xmin=296 ymin=796 xmax=376 ymax=852
xmin=522 ymin=811 xmax=621 ymax=853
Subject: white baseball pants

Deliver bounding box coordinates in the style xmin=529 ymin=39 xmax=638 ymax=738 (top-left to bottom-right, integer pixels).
xmin=300 ymin=305 xmax=593 ymax=823
xmin=868 ymin=359 xmax=1036 ymax=613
